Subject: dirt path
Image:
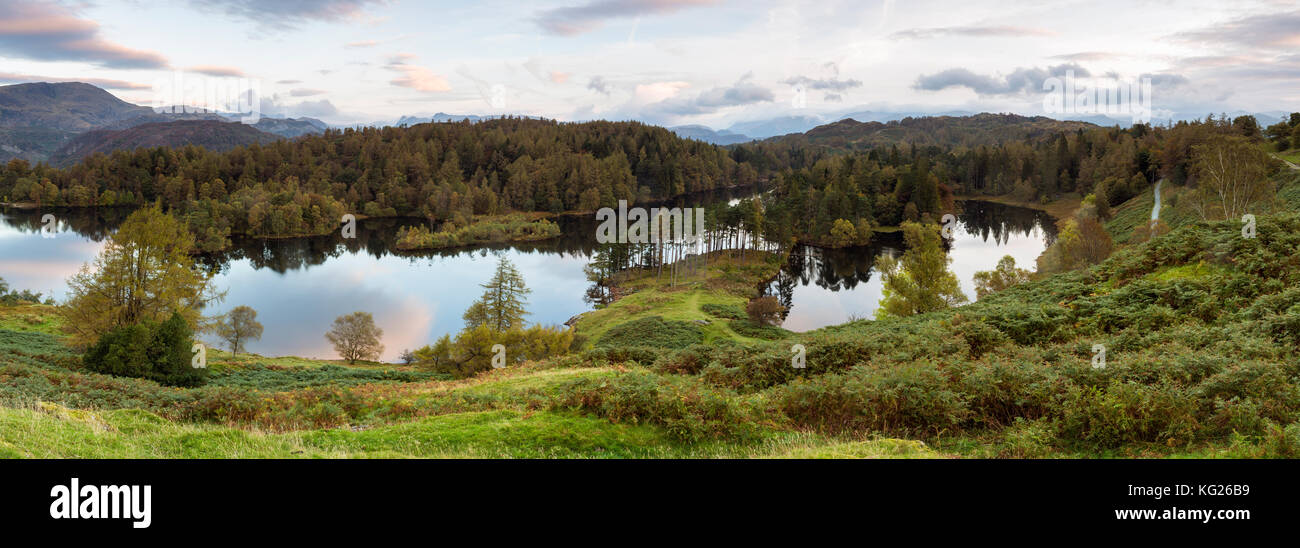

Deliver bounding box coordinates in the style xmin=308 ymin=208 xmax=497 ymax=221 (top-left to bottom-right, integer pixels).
xmin=1151 ymin=179 xmax=1164 ymax=221
xmin=1271 ymin=153 xmax=1300 ymax=171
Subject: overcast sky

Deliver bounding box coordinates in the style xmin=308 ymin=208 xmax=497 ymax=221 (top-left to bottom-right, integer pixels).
xmin=1 ymin=0 xmax=1297 ymax=126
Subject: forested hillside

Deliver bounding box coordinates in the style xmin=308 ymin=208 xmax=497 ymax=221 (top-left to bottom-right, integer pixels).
xmin=1 ymin=117 xmax=761 ymax=251
xmin=744 ymin=114 xmax=1280 ymax=246
xmin=765 ymin=113 xmax=1099 ymax=151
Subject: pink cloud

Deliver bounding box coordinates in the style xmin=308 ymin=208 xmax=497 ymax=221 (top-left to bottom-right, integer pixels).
xmin=0 ymin=1 xmax=169 ymax=69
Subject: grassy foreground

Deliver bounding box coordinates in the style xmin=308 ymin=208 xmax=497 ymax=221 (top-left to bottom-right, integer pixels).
xmin=5 ymin=183 xmax=1300 ymax=458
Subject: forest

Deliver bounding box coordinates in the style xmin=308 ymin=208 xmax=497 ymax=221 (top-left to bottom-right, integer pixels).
xmin=0 ymin=117 xmax=759 ymax=251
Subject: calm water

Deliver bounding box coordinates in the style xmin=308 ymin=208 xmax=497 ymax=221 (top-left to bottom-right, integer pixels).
xmin=0 ymin=197 xmax=1054 ymax=361
xmin=766 ymin=201 xmax=1057 ymax=330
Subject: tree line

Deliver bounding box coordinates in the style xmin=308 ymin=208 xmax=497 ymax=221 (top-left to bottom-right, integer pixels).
xmin=0 ymin=117 xmax=762 ymax=251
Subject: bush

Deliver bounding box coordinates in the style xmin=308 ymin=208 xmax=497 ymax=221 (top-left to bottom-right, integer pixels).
xmin=745 ymin=296 xmax=785 ymax=326
xmin=83 ymin=312 xmax=208 ymax=387
xmin=700 ymin=303 xmax=744 ymax=320
xmin=775 ymin=362 xmax=967 ymax=435
xmin=596 ymin=316 xmax=704 ymax=349
xmin=727 ymin=319 xmax=792 ymax=340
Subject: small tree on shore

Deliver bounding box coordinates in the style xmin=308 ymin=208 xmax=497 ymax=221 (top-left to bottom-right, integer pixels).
xmin=325 ymin=311 xmax=384 ymax=363
xmin=876 ymin=222 xmax=968 ymax=318
xmin=972 ymin=256 xmax=1032 ymax=299
xmin=463 ymin=256 xmax=530 ymax=332
xmin=213 ymin=305 xmax=263 ymax=357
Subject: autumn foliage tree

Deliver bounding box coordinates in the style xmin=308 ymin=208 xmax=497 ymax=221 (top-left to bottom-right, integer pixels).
xmin=62 ymin=205 xmax=223 ymax=347
xmin=875 ymin=222 xmax=967 ymax=318
xmin=972 ymin=255 xmax=1032 ymax=299
xmin=746 ymin=296 xmax=786 ymax=326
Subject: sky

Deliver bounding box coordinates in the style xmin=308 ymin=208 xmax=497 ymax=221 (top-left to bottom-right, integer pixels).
xmin=1 ymin=0 xmax=1298 ymax=128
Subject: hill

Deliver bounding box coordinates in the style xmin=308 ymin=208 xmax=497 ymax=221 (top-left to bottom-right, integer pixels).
xmin=670 ymin=124 xmax=753 ymax=145
xmin=49 ymin=120 xmax=282 ymax=166
xmin=0 ymin=82 xmax=326 ymax=163
xmin=0 ymin=82 xmax=154 ymax=162
xmin=768 ymin=113 xmax=1099 ymax=151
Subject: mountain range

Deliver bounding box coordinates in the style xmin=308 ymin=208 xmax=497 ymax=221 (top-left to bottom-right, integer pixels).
xmin=5 ymin=81 xmax=1291 ymax=167
xmin=0 ymin=82 xmax=327 ymax=165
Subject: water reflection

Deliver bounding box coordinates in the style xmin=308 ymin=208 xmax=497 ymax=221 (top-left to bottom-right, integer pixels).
xmin=766 ymin=200 xmax=1056 ymax=330
xmin=1 ymin=195 xmax=1055 ymax=359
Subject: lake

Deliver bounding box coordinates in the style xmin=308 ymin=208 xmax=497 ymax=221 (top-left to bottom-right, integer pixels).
xmin=0 ymin=196 xmax=1055 ymax=361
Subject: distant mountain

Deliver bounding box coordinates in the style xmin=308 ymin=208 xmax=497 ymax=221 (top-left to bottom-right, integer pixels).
xmin=0 ymin=82 xmax=154 ymax=162
xmin=250 ymin=116 xmax=329 ymax=138
xmin=669 ymin=124 xmax=753 ymax=145
xmin=763 ymin=113 xmax=1101 ymax=151
xmin=0 ymin=81 xmax=153 ymax=130
xmin=50 ymin=120 xmax=281 ymax=166
xmin=724 ymin=115 xmax=825 ymax=139
xmin=0 ymin=82 xmax=326 ymax=163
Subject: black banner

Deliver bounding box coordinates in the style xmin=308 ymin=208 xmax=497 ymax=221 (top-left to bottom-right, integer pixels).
xmin=3 ymin=458 xmax=1290 ymax=538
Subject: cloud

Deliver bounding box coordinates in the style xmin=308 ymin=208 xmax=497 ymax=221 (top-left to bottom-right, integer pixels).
xmin=890 ymin=25 xmax=1055 ymax=40
xmin=634 ymin=81 xmax=689 ymax=104
xmin=913 ymin=64 xmax=1089 ymax=95
xmin=190 ymin=0 xmax=388 ymax=29
xmin=0 ymin=71 xmax=150 ymax=90
xmin=535 ymin=0 xmax=719 ymax=36
xmin=550 ymin=71 xmax=570 ymax=84
xmin=1050 ymin=52 xmax=1123 ymax=62
xmin=782 ymin=75 xmax=863 ymax=92
xmin=588 ymin=75 xmax=611 ymax=94
xmin=276 ymin=79 xmax=303 ymax=84
xmin=345 ymin=39 xmax=378 ymax=48
xmin=188 ymin=65 xmax=245 ymax=77
xmin=823 ymin=93 xmax=842 ymax=102
xmin=643 ymin=74 xmax=773 ymax=116
xmin=0 ymin=0 xmax=169 ymax=69
xmin=1174 ymin=11 xmax=1300 ymax=50
xmin=290 ymin=88 xmax=327 ymax=97
xmin=385 ymin=54 xmax=450 ymax=92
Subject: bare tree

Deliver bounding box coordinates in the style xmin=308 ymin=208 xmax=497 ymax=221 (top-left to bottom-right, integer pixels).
xmin=1189 ymin=135 xmax=1275 ymax=221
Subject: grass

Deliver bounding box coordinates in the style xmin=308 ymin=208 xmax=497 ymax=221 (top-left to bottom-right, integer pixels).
xmin=574 ymin=250 xmax=785 ymax=348
xmin=7 ymin=205 xmax=1300 ymax=459
xmin=1 ymin=400 xmax=957 ymax=459
xmin=0 ymin=304 xmax=65 ymax=336
xmin=205 ymin=348 xmax=394 ymax=370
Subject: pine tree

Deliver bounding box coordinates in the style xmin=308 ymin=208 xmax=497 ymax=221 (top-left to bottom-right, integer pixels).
xmin=464 ymin=256 xmax=531 ymax=332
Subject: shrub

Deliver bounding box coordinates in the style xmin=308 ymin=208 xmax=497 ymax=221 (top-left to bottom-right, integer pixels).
xmin=82 ymin=312 xmax=207 ymax=387
xmin=700 ymin=303 xmax=744 ymax=320
xmin=728 ymin=319 xmax=793 ymax=340
xmin=745 ymin=296 xmax=785 ymax=326
xmin=596 ymin=316 xmax=704 ymax=349
xmin=775 ymin=362 xmax=968 ymax=436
